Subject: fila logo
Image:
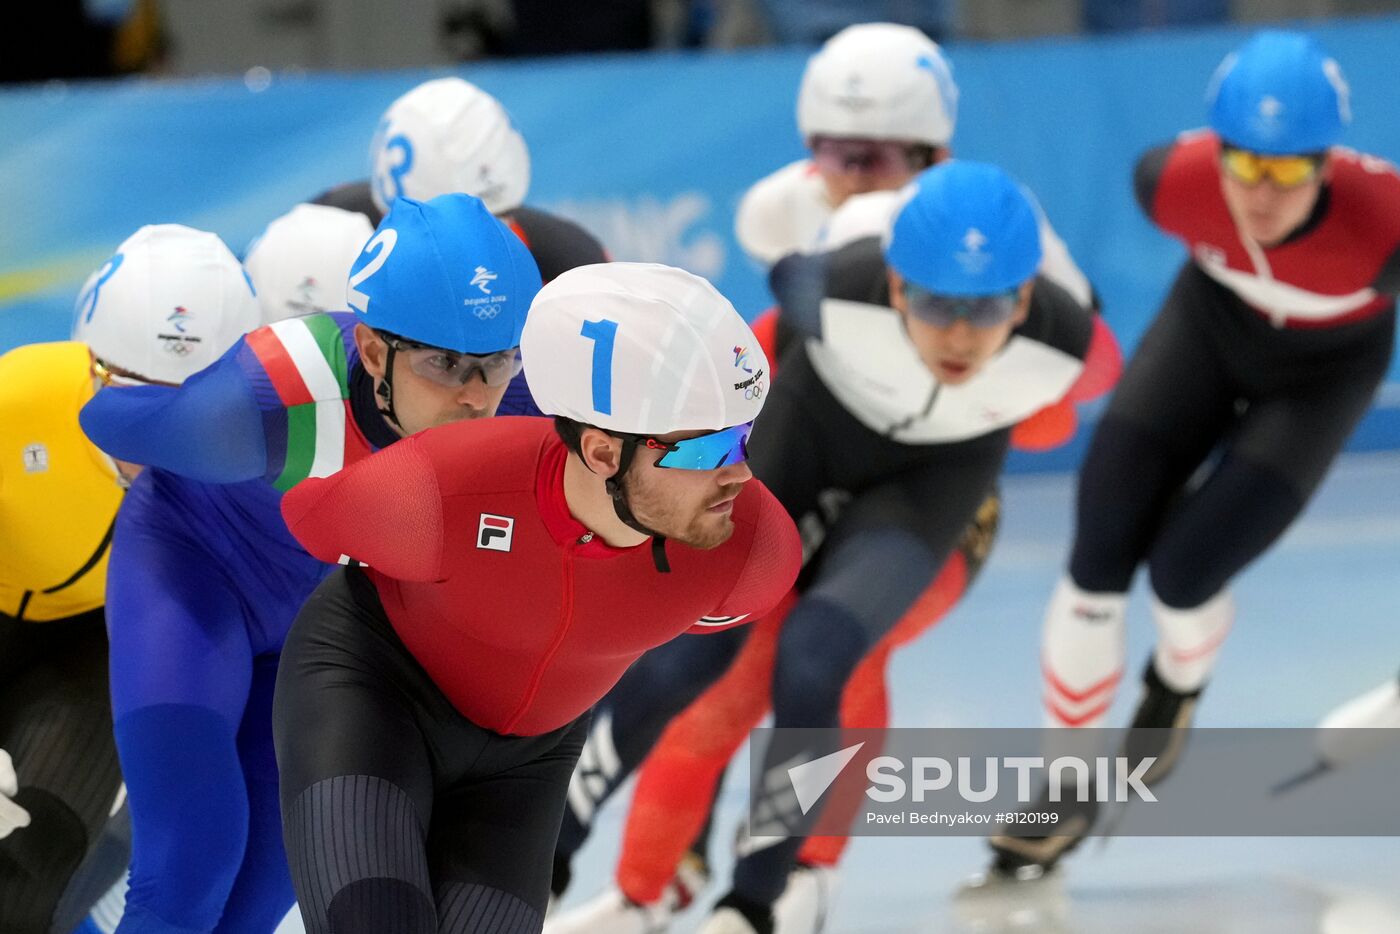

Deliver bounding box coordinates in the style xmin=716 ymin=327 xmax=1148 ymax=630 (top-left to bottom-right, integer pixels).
xmin=477 ymin=513 xmax=515 ymax=552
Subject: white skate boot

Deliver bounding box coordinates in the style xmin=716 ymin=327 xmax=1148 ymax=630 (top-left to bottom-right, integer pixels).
xmin=545 ymin=852 xmax=709 ymax=934
xmin=772 ymin=864 xmax=838 ymax=933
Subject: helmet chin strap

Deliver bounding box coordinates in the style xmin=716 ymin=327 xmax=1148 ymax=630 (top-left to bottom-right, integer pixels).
xmin=604 ymin=438 xmax=671 ymax=573
xmin=374 ymin=344 xmax=405 ymax=431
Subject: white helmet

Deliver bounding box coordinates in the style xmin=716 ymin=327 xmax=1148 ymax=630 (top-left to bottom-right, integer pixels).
xmin=797 ymin=23 xmax=958 ymax=147
xmin=370 ymin=77 xmax=531 ymax=217
xmin=244 ymin=203 xmax=374 ymax=324
xmin=72 ymin=225 xmax=261 ymax=384
xmin=522 ymin=263 xmax=768 ymax=435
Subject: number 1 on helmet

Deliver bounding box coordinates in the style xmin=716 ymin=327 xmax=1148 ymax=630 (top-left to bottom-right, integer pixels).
xmin=581 ymin=318 xmax=619 ymax=415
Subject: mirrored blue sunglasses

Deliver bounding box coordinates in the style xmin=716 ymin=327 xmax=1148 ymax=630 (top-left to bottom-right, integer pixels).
xmin=639 ymin=421 xmax=755 ymax=471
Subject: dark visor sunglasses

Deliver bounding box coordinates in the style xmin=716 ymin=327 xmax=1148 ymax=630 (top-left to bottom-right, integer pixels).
xmin=902 ymin=282 xmax=1021 ymax=329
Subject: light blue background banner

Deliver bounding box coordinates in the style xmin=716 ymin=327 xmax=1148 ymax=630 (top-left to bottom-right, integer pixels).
xmin=4 ymin=16 xmax=1399 ymax=469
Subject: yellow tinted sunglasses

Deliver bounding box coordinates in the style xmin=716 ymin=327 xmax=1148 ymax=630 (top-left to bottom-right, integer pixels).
xmin=1221 ymin=147 xmax=1325 ymax=188
xmin=92 ymin=358 xmax=172 ymax=388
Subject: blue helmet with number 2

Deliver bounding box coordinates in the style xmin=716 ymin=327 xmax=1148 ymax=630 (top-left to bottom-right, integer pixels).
xmin=347 ymin=193 xmax=541 ymax=354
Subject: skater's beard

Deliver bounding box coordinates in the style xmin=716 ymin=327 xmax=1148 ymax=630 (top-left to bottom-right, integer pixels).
xmin=620 ymin=464 xmax=744 ymax=551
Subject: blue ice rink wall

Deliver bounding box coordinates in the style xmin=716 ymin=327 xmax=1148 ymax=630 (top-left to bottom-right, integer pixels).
xmin=4 ymin=16 xmax=1400 ymax=470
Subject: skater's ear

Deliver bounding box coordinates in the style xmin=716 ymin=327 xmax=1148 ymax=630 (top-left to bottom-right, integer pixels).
xmin=1009 ymin=277 xmax=1035 ymax=328
xmin=353 ymin=324 xmax=390 ymax=380
xmin=887 ymin=267 xmax=908 ymax=316
xmin=577 ymin=427 xmax=626 ymax=479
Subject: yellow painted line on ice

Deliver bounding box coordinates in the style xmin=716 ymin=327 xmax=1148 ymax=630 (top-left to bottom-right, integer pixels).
xmin=0 ymin=251 xmax=112 ymax=304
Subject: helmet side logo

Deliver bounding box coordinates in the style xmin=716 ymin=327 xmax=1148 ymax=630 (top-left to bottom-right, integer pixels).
xmin=471 ymin=265 xmax=498 ymax=295
xmin=475 ymin=165 xmax=507 ymax=206
xmin=733 ymin=345 xmax=754 ymax=374
xmin=464 ymin=265 xmax=508 ymax=319
xmin=835 ymin=72 xmax=873 ymax=113
xmin=1250 ymin=94 xmax=1286 ymax=142
xmin=732 ymin=343 xmax=766 ymax=400
xmin=158 ymin=306 xmax=203 ymax=356
xmin=955 ymin=227 xmax=992 ymax=276
xmin=288 ymin=276 xmax=321 ymax=315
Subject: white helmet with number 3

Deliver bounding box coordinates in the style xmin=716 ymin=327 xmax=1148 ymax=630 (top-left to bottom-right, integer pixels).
xmin=521 ymin=263 xmax=768 ymax=435
xmin=72 ymin=225 xmax=261 ymax=384
xmin=797 ymin=22 xmax=958 ymax=147
xmin=370 ymin=77 xmax=531 ymax=217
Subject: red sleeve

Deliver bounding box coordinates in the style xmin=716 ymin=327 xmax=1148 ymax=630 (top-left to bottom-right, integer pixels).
xmin=1150 ymin=132 xmax=1222 ymax=243
xmin=751 ymin=306 xmax=781 ymax=369
xmin=1011 ymin=398 xmax=1077 ymax=452
xmin=688 ymin=483 xmax=802 ymax=634
xmin=1012 ymin=316 xmax=1121 ymax=452
xmin=280 ymin=436 xmax=446 ymax=581
xmin=1065 ymin=316 xmax=1121 ymax=404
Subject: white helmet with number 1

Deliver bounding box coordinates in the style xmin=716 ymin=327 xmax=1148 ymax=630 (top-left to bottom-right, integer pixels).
xmin=521 ymin=263 xmax=768 ymax=435
xmin=797 ymin=22 xmax=958 ymax=147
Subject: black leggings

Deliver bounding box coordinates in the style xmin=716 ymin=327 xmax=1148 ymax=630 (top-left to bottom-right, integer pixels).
xmin=1070 ymin=262 xmax=1396 ymax=607
xmin=0 ymin=609 xmax=122 ymax=934
xmin=274 ymin=567 xmax=588 ymax=934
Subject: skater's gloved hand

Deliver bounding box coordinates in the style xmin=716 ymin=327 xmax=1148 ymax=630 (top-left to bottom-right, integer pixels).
xmin=0 ymin=748 xmax=32 ymax=838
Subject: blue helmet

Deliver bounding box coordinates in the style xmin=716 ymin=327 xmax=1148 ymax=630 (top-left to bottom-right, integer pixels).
xmin=884 ymin=161 xmax=1042 ymax=297
xmin=1208 ymin=30 xmax=1350 ymax=155
xmin=347 ymin=193 xmax=542 ymax=353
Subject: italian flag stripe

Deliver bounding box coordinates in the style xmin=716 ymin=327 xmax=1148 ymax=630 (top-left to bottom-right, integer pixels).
xmin=309 ymin=397 xmax=347 ymax=481
xmin=271 ymin=316 xmax=348 ymax=401
xmin=262 ymin=316 xmax=355 ymax=490
xmin=246 ymin=327 xmax=313 ymax=407
xmin=275 ymin=404 xmax=319 ymax=490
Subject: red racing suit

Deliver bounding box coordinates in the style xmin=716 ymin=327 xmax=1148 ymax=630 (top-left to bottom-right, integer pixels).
xmin=281 ymin=416 xmax=803 ymax=736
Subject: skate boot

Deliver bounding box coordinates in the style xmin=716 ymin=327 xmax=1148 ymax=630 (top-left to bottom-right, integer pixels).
xmin=545 ymin=852 xmax=709 ymax=934
xmin=544 ymin=886 xmax=675 ymax=934
xmin=772 ymin=863 xmax=838 ymax=933
xmin=980 ymin=661 xmax=1203 ymax=883
xmin=701 ymin=892 xmax=775 ymax=934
